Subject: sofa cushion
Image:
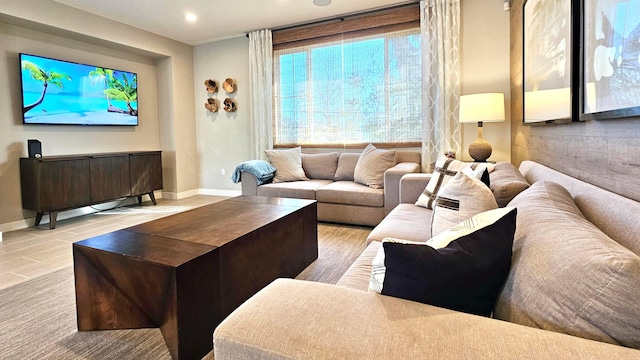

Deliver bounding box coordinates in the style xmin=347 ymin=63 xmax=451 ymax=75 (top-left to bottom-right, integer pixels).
xmin=432 ymin=170 xmax=498 ymax=236
xmin=495 ymin=181 xmax=640 ymax=349
xmin=256 ymin=180 xmax=332 ymax=200
xmin=264 ymin=147 xmax=309 ymax=183
xmin=214 ymin=278 xmax=640 ymax=360
xmin=302 ymin=152 xmax=339 ymax=180
xmin=336 ymin=240 xmax=381 ymax=292
xmin=490 ymin=162 xmax=530 ymax=207
xmin=315 ymin=181 xmax=383 ymax=207
xmin=334 ymin=153 xmax=360 ymax=181
xmin=354 ymin=144 xmax=397 ymax=189
xmin=367 ymin=204 xmax=433 ymax=244
xmin=370 ymin=207 xmax=517 ymax=317
xmin=415 ymin=156 xmax=479 ymax=209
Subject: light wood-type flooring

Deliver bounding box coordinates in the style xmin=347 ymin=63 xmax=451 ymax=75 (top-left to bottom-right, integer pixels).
xmin=0 ymin=195 xmax=228 ymax=290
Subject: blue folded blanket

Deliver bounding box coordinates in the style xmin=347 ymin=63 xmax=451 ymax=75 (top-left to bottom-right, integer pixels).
xmin=232 ymin=160 xmax=276 ymax=185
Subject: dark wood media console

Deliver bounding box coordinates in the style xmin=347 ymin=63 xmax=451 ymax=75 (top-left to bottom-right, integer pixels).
xmin=20 ymin=151 xmax=162 ymax=229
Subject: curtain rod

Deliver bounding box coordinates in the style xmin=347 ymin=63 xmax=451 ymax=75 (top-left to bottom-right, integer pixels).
xmin=245 ymin=0 xmax=419 ymax=38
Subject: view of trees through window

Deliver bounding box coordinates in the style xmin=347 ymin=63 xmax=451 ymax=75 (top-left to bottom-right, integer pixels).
xmin=274 ymin=27 xmax=421 ymax=147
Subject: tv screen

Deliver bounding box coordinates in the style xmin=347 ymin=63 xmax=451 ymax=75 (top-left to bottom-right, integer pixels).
xmin=19 ymin=53 xmax=138 ymax=126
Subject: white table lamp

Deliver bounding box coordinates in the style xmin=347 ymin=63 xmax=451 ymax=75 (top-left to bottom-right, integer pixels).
xmin=459 ymin=93 xmax=505 ymax=162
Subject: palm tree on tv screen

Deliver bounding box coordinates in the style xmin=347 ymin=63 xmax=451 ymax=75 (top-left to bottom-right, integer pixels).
xmin=104 ymin=73 xmax=138 ymax=116
xmin=21 ymin=60 xmax=71 ymax=114
xmin=89 ymin=67 xmax=115 ymax=108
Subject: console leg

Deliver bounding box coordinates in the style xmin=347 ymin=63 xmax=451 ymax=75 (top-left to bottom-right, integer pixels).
xmin=149 ymin=192 xmax=157 ymax=205
xmin=49 ymin=211 xmax=58 ymax=230
xmin=137 ymin=196 xmax=143 ymax=204
xmin=35 ymin=212 xmax=44 ymax=226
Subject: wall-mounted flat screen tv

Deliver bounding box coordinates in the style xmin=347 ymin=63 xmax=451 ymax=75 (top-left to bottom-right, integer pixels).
xmin=19 ymin=53 xmax=138 ymax=126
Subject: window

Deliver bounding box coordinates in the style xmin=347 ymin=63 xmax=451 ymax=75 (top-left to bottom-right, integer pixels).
xmin=272 ymin=5 xmax=421 ymax=148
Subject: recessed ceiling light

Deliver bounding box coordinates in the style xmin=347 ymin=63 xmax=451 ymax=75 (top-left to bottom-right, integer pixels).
xmin=185 ymin=12 xmax=198 ymax=22
xmin=313 ymin=0 xmax=331 ymax=6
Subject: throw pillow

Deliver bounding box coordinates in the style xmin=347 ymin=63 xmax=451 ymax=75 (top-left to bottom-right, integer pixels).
xmin=353 ymin=144 xmax=397 ymax=189
xmin=370 ymin=207 xmax=517 ymax=317
xmin=462 ymin=163 xmax=490 ymax=188
xmin=415 ymin=156 xmax=484 ymax=209
xmin=264 ymin=147 xmax=309 ymax=183
xmin=431 ymin=170 xmax=498 ymax=236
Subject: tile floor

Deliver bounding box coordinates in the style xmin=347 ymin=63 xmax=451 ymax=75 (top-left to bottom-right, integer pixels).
xmin=0 ymin=195 xmax=228 ymax=290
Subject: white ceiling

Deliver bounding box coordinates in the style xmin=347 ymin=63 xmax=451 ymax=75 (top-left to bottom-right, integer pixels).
xmin=53 ymin=0 xmax=418 ymax=46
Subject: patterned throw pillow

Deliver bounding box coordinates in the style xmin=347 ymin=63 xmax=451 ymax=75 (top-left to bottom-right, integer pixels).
xmin=415 ymin=156 xmax=487 ymax=209
xmin=370 ymin=207 xmax=517 ymax=317
xmin=431 ymin=170 xmax=498 ymax=236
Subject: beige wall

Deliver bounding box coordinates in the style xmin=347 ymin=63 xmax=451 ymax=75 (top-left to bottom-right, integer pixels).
xmin=510 ymin=0 xmax=640 ymax=202
xmin=193 ymin=37 xmax=251 ymax=194
xmin=460 ymin=0 xmax=511 ymax=162
xmin=0 ymin=0 xmax=197 ymax=230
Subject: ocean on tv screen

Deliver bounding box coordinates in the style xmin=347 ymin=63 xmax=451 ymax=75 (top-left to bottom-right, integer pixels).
xmin=20 ymin=54 xmax=138 ymax=126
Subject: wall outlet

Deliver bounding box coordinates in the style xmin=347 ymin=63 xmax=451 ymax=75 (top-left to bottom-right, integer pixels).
xmin=220 ymin=168 xmax=225 ymax=176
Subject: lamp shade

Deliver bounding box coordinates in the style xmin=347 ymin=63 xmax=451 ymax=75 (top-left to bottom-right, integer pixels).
xmin=459 ymin=93 xmax=505 ymax=124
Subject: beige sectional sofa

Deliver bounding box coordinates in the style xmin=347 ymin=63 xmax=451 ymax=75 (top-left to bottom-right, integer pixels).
xmin=214 ymin=160 xmax=640 ymax=359
xmin=240 ymin=150 xmax=421 ymax=226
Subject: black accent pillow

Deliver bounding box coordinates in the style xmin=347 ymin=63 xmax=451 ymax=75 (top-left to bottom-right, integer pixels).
xmin=380 ymin=208 xmax=517 ymax=317
xmin=481 ymin=168 xmax=490 ymax=188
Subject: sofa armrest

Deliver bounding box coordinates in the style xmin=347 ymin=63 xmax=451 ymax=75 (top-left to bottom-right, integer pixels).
xmin=400 ymin=173 xmax=431 ymax=204
xmin=214 ymin=279 xmax=640 ymax=359
xmin=383 ymin=162 xmax=420 ymax=214
xmin=240 ymin=172 xmax=259 ymax=196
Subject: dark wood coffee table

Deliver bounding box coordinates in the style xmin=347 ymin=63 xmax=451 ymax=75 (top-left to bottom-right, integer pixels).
xmin=72 ymin=196 xmax=317 ymax=360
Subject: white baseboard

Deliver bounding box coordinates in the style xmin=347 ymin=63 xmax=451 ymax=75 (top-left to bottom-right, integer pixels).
xmin=161 ymin=189 xmax=200 ymax=200
xmin=162 ymin=189 xmax=240 ymax=199
xmin=199 ymin=188 xmax=241 ymax=197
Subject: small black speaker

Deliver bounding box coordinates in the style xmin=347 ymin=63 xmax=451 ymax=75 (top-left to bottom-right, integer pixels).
xmin=27 ymin=139 xmax=42 ymax=158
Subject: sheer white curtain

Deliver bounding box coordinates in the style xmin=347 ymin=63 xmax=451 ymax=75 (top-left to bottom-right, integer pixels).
xmin=249 ymin=29 xmax=273 ymax=160
xmin=420 ymin=0 xmax=461 ymax=171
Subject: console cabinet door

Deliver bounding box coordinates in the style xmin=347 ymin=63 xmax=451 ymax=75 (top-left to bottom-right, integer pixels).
xmin=90 ymin=154 xmax=131 ymax=203
xmin=20 ymin=158 xmax=91 ymax=212
xmin=130 ymin=152 xmax=163 ymax=196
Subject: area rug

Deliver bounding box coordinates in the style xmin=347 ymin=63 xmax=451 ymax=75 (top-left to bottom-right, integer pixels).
xmin=0 ymin=266 xmax=180 ymax=359
xmin=0 ymin=223 xmax=369 ymax=359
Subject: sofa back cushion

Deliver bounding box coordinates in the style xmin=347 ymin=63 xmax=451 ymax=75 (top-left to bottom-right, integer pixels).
xmin=302 ymin=153 xmax=339 ymax=180
xmin=489 ymin=162 xmax=530 ymax=207
xmin=396 ymin=151 xmax=421 ymax=164
xmin=494 ymin=181 xmax=640 ymax=349
xmin=334 ymin=153 xmax=361 ymax=181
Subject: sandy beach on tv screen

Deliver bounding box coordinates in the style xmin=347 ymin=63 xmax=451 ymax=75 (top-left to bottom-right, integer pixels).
xmin=24 ymin=111 xmax=137 ymax=125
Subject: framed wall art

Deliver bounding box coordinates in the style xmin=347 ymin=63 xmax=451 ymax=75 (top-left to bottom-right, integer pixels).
xmin=580 ymin=0 xmax=640 ymax=120
xmin=523 ymin=0 xmax=578 ymax=124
